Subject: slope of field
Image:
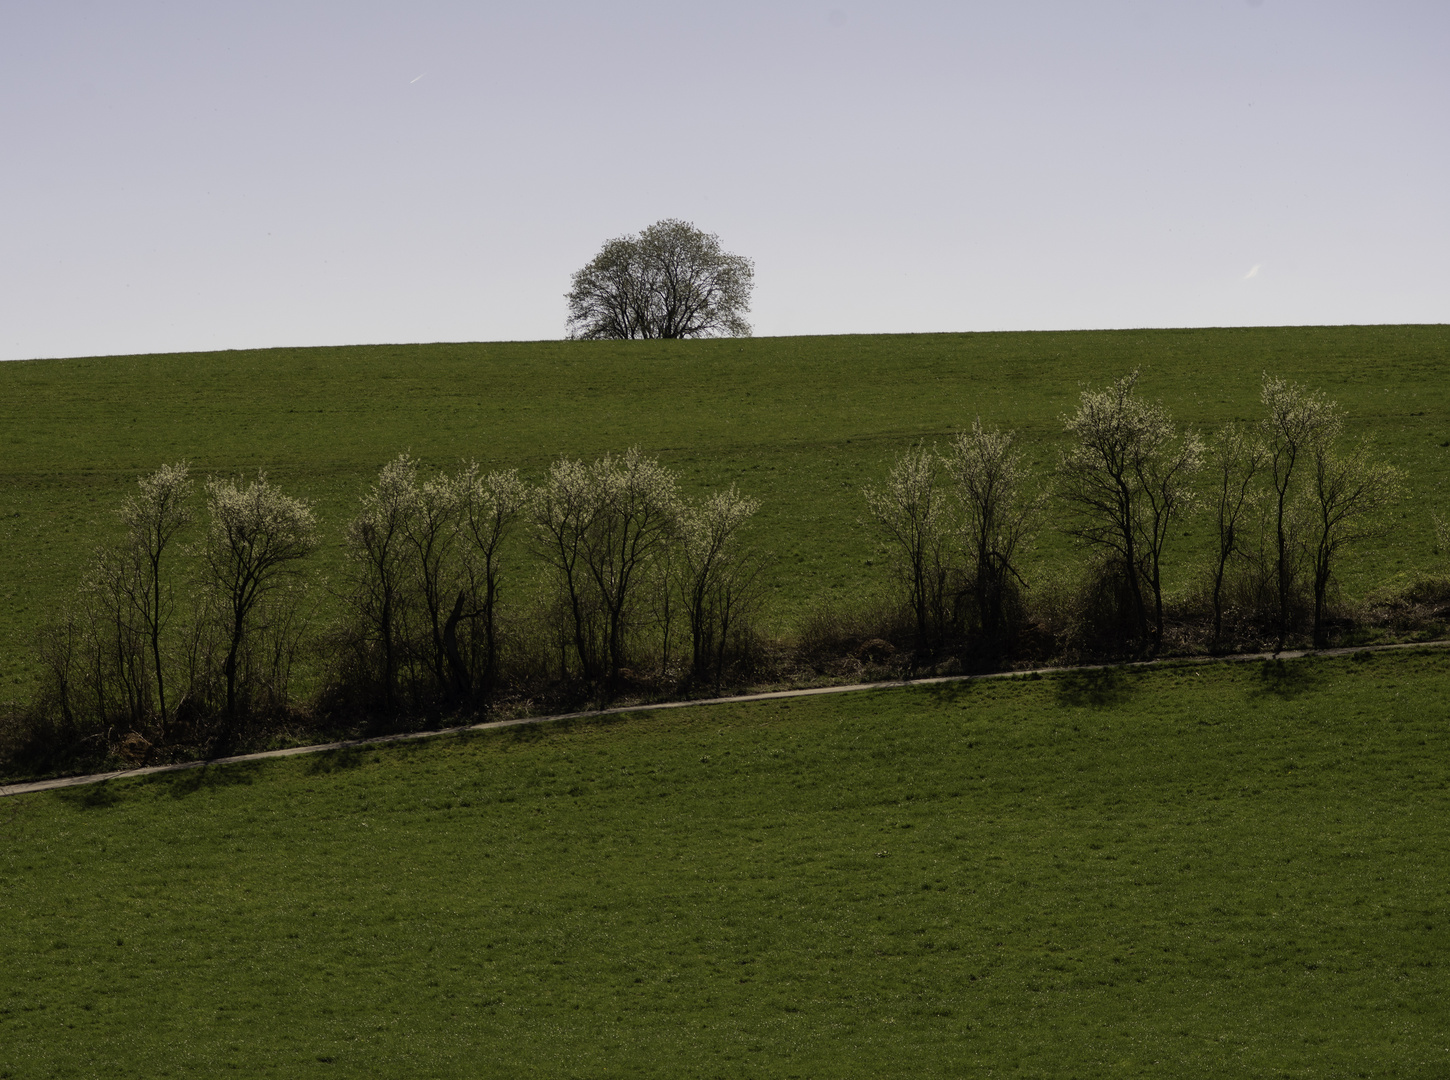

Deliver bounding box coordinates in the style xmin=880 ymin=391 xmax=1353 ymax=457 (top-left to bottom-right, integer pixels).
xmin=2 ymin=649 xmax=1447 ymax=1077
xmin=1 ymin=325 xmax=1447 ymax=699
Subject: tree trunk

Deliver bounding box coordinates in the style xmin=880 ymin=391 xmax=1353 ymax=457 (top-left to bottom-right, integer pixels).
xmin=224 ymin=618 xmax=244 ymax=725
xmin=443 ymin=590 xmax=471 ymax=699
xmin=1273 ymin=470 xmax=1294 ymax=650
xmin=1211 ymin=562 xmax=1226 ymax=647
xmin=1149 ymin=560 xmax=1164 ymax=652
xmin=150 ymin=563 xmax=168 ymax=742
xmin=380 ymin=595 xmax=396 ymax=711
xmin=1121 ymin=527 xmax=1150 ymax=646
xmin=1313 ymin=548 xmax=1331 ymax=649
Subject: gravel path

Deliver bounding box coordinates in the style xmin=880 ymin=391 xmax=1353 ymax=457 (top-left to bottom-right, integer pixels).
xmin=4 ymin=638 xmax=1446 ymax=800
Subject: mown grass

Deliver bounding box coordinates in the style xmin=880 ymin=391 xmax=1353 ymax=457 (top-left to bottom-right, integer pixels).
xmin=3 ymin=648 xmax=1447 ymax=1078
xmin=2 ymin=325 xmax=1448 ymax=702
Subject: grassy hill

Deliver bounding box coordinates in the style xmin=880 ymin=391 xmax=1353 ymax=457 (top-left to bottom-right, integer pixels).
xmin=2 ymin=326 xmax=1448 ymax=702
xmin=3 ymin=647 xmax=1447 ymax=1077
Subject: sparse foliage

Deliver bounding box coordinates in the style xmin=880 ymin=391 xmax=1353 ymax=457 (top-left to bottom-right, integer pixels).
xmin=864 ymin=445 xmax=950 ymax=649
xmin=1205 ymin=424 xmax=1266 ymax=645
xmin=1058 ymin=371 xmax=1202 ymax=651
xmin=679 ymin=485 xmax=764 ymax=686
xmin=118 ymin=462 xmax=194 ymax=736
xmin=32 ymin=464 xmax=194 ymax=746
xmin=13 ymin=355 xmax=1426 ymax=777
xmin=402 ymin=468 xmax=464 ymax=694
xmin=531 ymin=457 xmax=607 ymax=681
xmin=1305 ymin=439 xmax=1401 ymax=646
xmin=566 ymin=219 xmax=754 ymax=340
xmin=344 ymin=455 xmax=527 ymax=709
xmin=203 ymin=473 xmax=317 ymax=724
xmin=85 ymin=543 xmax=153 ymax=728
xmin=345 ymin=454 xmax=419 ymax=711
xmin=943 ymin=420 xmax=1044 ymax=647
xmin=584 ymin=449 xmax=681 ymax=689
xmin=531 ymin=448 xmax=681 ymax=690
xmin=1260 ymin=376 xmax=1342 ymax=648
xmin=454 ymin=465 xmax=527 ymax=696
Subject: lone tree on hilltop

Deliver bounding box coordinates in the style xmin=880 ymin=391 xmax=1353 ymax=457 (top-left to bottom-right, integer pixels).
xmin=566 ymin=219 xmax=754 ymax=340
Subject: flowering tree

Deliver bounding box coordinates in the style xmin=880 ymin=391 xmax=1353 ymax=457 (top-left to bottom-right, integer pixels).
xmin=1260 ymin=377 xmax=1343 ymax=648
xmin=204 ymin=473 xmax=316 ymax=721
xmin=118 ymin=462 xmax=193 ymax=738
xmin=1205 ymin=422 xmax=1266 ymax=645
xmin=943 ymin=421 xmax=1044 ymax=646
xmin=454 ymin=464 xmax=527 ymax=695
xmin=532 ymin=448 xmax=680 ymax=689
xmin=864 ymin=445 xmax=950 ymax=647
xmin=1307 ymin=438 xmax=1401 ymax=646
xmin=679 ymin=485 xmax=762 ymax=685
xmin=1058 ymin=371 xmax=1202 ymax=650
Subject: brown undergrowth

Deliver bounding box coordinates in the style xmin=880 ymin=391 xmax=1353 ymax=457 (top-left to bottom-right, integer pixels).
xmin=6 ymin=571 xmax=1446 ymax=785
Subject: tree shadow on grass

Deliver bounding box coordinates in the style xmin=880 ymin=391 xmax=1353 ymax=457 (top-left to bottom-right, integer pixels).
xmin=920 ymin=680 xmax=980 ymax=707
xmin=1 ymin=794 xmax=35 ymax=840
xmin=503 ymin=714 xmax=600 ymax=743
xmin=484 ymin=722 xmax=545 ymax=747
xmin=1250 ymin=657 xmax=1322 ymax=700
xmin=1053 ymin=666 xmax=1137 ymax=708
xmin=54 ymin=782 xmax=125 ymax=810
xmin=38 ymin=752 xmax=274 ymax=810
xmin=511 ymin=712 xmax=635 ymax=742
xmin=152 ymin=760 xmax=265 ymax=799
xmin=305 ymin=746 xmax=372 ymax=775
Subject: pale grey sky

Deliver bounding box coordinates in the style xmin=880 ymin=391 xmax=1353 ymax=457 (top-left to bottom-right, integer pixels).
xmin=1 ymin=1 xmax=1446 ymax=361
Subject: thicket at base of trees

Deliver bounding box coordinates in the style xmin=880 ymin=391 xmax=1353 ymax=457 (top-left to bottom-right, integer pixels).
xmin=3 ymin=372 xmax=1447 ymax=780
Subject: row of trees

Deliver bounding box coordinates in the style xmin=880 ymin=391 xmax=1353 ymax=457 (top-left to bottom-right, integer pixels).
xmin=39 ymin=470 xmax=318 ymax=746
xmin=17 ymin=370 xmax=1407 ymax=770
xmin=33 ymin=450 xmax=765 ymax=754
xmin=338 ymin=448 xmax=763 ymax=715
xmin=866 ymin=372 xmax=1401 ymax=655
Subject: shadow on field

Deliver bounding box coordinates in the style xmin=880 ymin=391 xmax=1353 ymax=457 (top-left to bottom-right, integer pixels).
xmin=1 ymin=794 xmax=33 ymax=839
xmin=921 ymin=681 xmax=979 ymax=707
xmin=505 ymin=714 xmax=604 ymax=743
xmin=1251 ymin=658 xmax=1322 ymax=699
xmin=1053 ymin=666 xmax=1137 ymax=708
xmin=153 ymin=761 xmax=264 ymax=799
xmin=55 ymin=783 xmax=124 ymax=810
xmin=305 ymin=746 xmax=371 ymax=775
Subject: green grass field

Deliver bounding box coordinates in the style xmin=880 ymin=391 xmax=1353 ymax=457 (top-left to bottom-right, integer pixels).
xmin=3 ymin=647 xmax=1447 ymax=1077
xmin=2 ymin=326 xmax=1448 ymax=701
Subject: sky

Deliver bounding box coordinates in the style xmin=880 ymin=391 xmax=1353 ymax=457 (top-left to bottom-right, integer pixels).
xmin=1 ymin=1 xmax=1447 ymax=361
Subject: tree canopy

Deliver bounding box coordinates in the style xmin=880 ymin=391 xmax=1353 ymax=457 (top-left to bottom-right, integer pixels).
xmin=565 ymin=219 xmax=754 ymax=340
